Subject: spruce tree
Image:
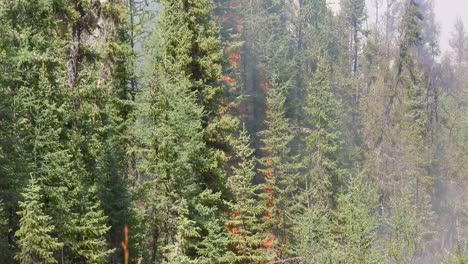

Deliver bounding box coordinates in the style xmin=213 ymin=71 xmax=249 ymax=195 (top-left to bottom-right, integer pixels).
xmin=0 ymin=0 xmax=115 ymax=261
xmin=386 ymin=193 xmax=426 ymax=263
xmin=133 ymin=1 xmax=234 ymax=262
xmin=302 ymin=57 xmax=344 ymax=205
xmin=15 ymin=178 xmax=62 ymax=264
xmin=67 ymin=185 xmax=112 ymax=264
xmin=294 ymin=56 xmax=345 ymax=263
xmin=226 ymin=129 xmax=268 ymax=263
xmin=62 ymin=1 xmax=133 ymax=262
xmin=53 ymin=136 xmax=113 ymax=263
xmin=0 ymin=8 xmax=69 ymax=260
xmin=383 ymin=2 xmax=434 ymax=261
xmin=259 ymin=80 xmax=298 ymax=258
xmin=294 ymin=203 xmax=339 ymax=263
xmin=336 ymin=174 xmax=382 ymax=264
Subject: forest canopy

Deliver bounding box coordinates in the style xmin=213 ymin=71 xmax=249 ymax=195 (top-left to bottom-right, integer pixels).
xmin=0 ymin=0 xmax=467 ymax=263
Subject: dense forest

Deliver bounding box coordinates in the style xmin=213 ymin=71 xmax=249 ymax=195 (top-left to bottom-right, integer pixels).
xmin=0 ymin=0 xmax=467 ymax=263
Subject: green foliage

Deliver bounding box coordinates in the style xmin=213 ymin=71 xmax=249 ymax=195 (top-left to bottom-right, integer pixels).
xmin=336 ymin=174 xmax=382 ymax=264
xmin=260 ymin=80 xmax=299 ymax=256
xmin=294 ymin=203 xmax=340 ymax=264
xmin=0 ymin=200 xmax=12 ymax=260
xmin=15 ymin=178 xmax=62 ymax=264
xmin=67 ymin=187 xmax=112 ymax=264
xmin=385 ymin=193 xmax=425 ymax=263
xmin=0 ymin=0 xmax=466 ymax=263
xmin=226 ymin=129 xmax=269 ymax=263
xmin=444 ymin=243 xmax=468 ymax=264
xmin=303 ymin=57 xmax=345 ymax=204
xmin=133 ymin=0 xmax=232 ymax=262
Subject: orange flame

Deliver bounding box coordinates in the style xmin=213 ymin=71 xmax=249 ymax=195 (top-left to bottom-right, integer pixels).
xmin=229 ymin=51 xmax=241 ymax=68
xmin=236 ymin=23 xmax=243 ymax=33
xmin=263 ymin=170 xmax=273 ymax=179
xmin=219 ymin=99 xmax=234 ymax=115
xmin=261 ymin=81 xmax=272 ymax=92
xmin=230 ymin=209 xmax=241 ymax=218
xmin=122 ymin=225 xmax=129 ymax=264
xmin=263 ymin=233 xmax=276 ymax=248
xmin=223 ymin=75 xmax=236 ymax=85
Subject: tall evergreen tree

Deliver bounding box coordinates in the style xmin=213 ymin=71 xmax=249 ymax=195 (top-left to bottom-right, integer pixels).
xmin=259 ymin=80 xmax=298 ymax=259
xmin=15 ymin=178 xmax=62 ymax=264
xmin=65 ymin=184 xmax=112 ymax=263
xmin=294 ymin=203 xmax=339 ymax=263
xmin=302 ymin=57 xmax=344 ymax=205
xmin=340 ymin=0 xmax=366 ymax=74
xmin=293 ymin=55 xmax=345 ymax=263
xmin=226 ymin=129 xmax=267 ymax=263
xmin=336 ymin=174 xmax=381 ymax=264
xmin=133 ymin=0 xmax=234 ymax=262
xmin=383 ymin=2 xmax=434 ymax=261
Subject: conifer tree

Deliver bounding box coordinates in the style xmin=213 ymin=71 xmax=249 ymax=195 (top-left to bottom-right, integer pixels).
xmin=0 ymin=0 xmax=117 ymax=261
xmin=0 ymin=0 xmax=467 ymax=263
xmin=67 ymin=186 xmax=112 ymax=264
xmin=302 ymin=57 xmax=344 ymax=205
xmin=386 ymin=192 xmax=427 ymax=263
xmin=133 ymin=1 xmax=234 ymax=262
xmin=15 ymin=178 xmax=62 ymax=264
xmin=0 ymin=4 xmax=69 ymax=247
xmin=226 ymin=129 xmax=268 ymax=263
xmin=134 ymin=72 xmax=204 ymax=261
xmin=294 ymin=203 xmax=339 ymax=263
xmin=340 ymin=0 xmax=366 ymax=74
xmin=16 ymin=66 xmax=112 ymax=263
xmin=382 ymin=2 xmax=434 ymax=261
xmin=259 ymin=80 xmax=299 ymax=258
xmin=93 ymin=2 xmax=137 ymax=260
xmin=336 ymin=174 xmax=381 ymax=264
xmin=294 ymin=56 xmax=345 ymax=263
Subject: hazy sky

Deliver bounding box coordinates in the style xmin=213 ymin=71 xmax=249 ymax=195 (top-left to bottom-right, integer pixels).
xmin=327 ymin=0 xmax=468 ymax=53
xmin=434 ymin=0 xmax=468 ymax=53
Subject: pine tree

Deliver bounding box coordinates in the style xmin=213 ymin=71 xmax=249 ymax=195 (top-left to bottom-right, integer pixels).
xmin=386 ymin=192 xmax=427 ymax=263
xmin=340 ymin=0 xmax=366 ymax=74
xmin=302 ymin=57 xmax=344 ymax=205
xmin=67 ymin=186 xmax=112 ymax=264
xmin=15 ymin=178 xmax=62 ymax=264
xmin=133 ymin=1 xmax=234 ymax=261
xmin=336 ymin=174 xmax=382 ymax=264
xmin=259 ymin=80 xmax=299 ymax=258
xmin=294 ymin=203 xmax=339 ymax=263
xmin=294 ymin=55 xmax=345 ymax=263
xmin=226 ymin=129 xmax=268 ymax=263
